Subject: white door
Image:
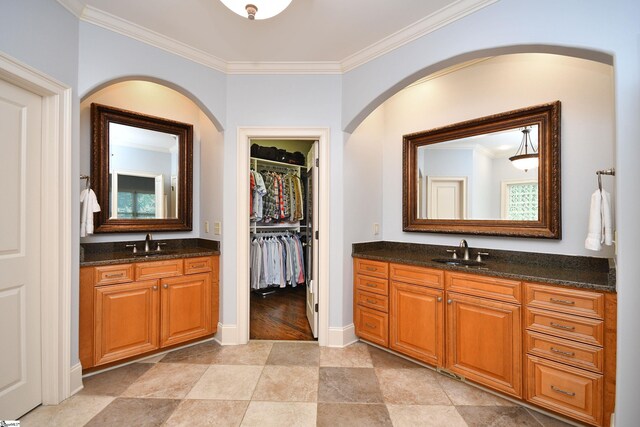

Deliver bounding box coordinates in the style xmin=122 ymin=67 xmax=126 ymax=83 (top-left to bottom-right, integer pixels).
xmin=427 ymin=177 xmax=467 ymax=219
xmin=305 ymin=142 xmax=319 ymax=338
xmin=155 ymin=174 xmax=165 ymax=218
xmin=0 ymin=78 xmax=43 ymax=418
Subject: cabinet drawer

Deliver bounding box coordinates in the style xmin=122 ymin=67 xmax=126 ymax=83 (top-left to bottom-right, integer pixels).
xmin=446 ymin=271 xmax=521 ymax=304
xmin=355 ymin=289 xmax=388 ymax=313
xmin=390 ymin=263 xmax=443 ymax=289
xmin=526 ymin=307 xmax=604 ymax=347
xmin=184 ymin=256 xmax=213 ymax=275
xmin=355 ymin=305 xmax=388 ymax=347
xmin=526 ymin=355 xmax=603 ymax=426
xmin=135 ymin=259 xmax=184 ymax=280
xmin=355 ymin=274 xmax=389 ymax=296
xmin=525 ymin=283 xmax=604 ymax=320
xmin=354 ymin=258 xmax=389 ymax=279
xmin=527 ymin=331 xmax=603 ymax=373
xmin=94 ymin=264 xmax=134 ymax=286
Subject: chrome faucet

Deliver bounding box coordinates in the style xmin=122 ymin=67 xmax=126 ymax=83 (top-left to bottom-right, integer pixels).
xmin=459 ymin=239 xmax=470 ymax=260
xmin=144 ymin=233 xmax=153 ymax=252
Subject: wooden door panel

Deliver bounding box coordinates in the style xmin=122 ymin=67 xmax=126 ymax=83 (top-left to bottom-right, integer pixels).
xmin=390 ymin=281 xmax=443 ymax=366
xmin=160 ymin=273 xmax=212 ymax=347
xmin=94 ymin=280 xmax=159 ymax=366
xmin=355 ymin=305 xmax=388 ymax=347
xmin=446 ymin=292 xmax=522 ymax=397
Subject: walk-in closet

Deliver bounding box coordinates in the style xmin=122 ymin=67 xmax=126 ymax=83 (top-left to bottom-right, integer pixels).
xmin=249 ymin=139 xmax=319 ymax=341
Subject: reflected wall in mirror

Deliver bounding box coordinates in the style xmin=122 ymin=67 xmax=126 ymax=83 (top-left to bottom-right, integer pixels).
xmin=91 ymin=103 xmax=193 ymax=232
xmin=403 ymin=101 xmax=560 ymax=238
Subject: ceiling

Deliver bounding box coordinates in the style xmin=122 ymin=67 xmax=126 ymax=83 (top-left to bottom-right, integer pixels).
xmin=58 ymin=0 xmax=497 ymax=73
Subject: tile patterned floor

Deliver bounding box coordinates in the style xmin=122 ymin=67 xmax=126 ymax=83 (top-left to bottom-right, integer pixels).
xmin=20 ymin=341 xmax=573 ymax=426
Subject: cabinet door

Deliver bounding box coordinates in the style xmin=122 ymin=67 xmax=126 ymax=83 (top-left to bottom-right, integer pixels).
xmin=160 ymin=272 xmax=212 ymax=347
xmin=390 ymin=281 xmax=443 ymax=366
xmin=94 ymin=280 xmax=160 ymax=366
xmin=446 ymin=292 xmax=522 ymax=397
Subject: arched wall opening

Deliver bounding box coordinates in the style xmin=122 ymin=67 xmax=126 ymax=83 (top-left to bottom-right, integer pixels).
xmin=343 ymin=51 xmax=615 ymax=313
xmin=79 ymin=79 xmax=224 ymax=246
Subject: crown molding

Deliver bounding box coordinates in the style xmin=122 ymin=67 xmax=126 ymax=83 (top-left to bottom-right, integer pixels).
xmin=81 ymin=6 xmax=228 ymax=73
xmin=61 ymin=0 xmax=497 ymax=75
xmin=226 ymin=61 xmax=342 ymax=75
xmin=56 ymin=0 xmax=85 ymax=18
xmin=341 ymin=0 xmax=499 ymax=72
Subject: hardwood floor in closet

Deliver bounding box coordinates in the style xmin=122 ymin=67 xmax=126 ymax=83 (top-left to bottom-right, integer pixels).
xmin=250 ymin=286 xmax=315 ymax=341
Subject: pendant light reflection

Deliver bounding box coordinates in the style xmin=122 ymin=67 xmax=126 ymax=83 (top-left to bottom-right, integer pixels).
xmin=509 ymin=127 xmax=539 ymax=172
xmin=219 ymin=0 xmax=292 ymax=20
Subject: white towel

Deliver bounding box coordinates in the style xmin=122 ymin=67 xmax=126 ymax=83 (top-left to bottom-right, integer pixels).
xmin=585 ymin=189 xmax=612 ymax=251
xmin=80 ymin=188 xmax=101 ymax=237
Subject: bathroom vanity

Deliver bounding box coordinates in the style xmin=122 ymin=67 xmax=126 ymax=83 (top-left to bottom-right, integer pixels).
xmin=79 ymin=239 xmax=219 ymax=371
xmin=353 ymin=241 xmax=616 ymax=427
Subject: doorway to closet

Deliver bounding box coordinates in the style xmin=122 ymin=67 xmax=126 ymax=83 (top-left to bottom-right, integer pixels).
xmin=249 ymin=139 xmax=319 ymax=341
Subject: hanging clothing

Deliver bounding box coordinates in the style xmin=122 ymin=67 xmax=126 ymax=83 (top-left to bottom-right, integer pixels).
xmin=250 ymin=233 xmax=306 ymax=289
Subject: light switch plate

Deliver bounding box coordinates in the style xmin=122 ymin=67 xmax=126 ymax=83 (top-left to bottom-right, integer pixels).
xmin=214 ymin=222 xmax=222 ymax=235
xmin=204 ymin=221 xmax=210 ymax=233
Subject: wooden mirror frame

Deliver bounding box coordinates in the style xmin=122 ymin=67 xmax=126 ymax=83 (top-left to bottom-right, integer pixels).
xmin=91 ymin=103 xmax=193 ymax=233
xmin=402 ymin=101 xmax=561 ymax=238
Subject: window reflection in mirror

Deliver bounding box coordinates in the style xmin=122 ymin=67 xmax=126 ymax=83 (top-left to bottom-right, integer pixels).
xmin=108 ymin=123 xmax=179 ymax=219
xmin=416 ymin=126 xmax=539 ymax=221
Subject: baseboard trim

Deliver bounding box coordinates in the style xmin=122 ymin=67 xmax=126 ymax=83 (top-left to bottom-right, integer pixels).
xmin=70 ymin=362 xmax=84 ymax=395
xmin=327 ymin=324 xmax=357 ymax=348
xmin=214 ymin=322 xmax=239 ymax=345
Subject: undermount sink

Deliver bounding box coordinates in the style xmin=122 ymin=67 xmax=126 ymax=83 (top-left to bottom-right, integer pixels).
xmin=432 ymin=258 xmax=485 ymax=267
xmin=132 ymin=250 xmax=176 ymax=257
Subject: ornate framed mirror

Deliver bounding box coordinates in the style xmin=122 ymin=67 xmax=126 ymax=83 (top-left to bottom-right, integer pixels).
xmin=403 ymin=101 xmax=561 ymax=238
xmin=91 ymin=103 xmax=193 ymax=233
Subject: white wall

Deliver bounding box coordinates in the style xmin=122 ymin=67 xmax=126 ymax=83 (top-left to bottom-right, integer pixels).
xmin=80 ymin=80 xmax=217 ymax=243
xmin=199 ymin=110 xmax=224 ymax=244
xmin=379 ymin=54 xmax=615 ymax=257
xmin=343 ymin=105 xmax=385 ymax=324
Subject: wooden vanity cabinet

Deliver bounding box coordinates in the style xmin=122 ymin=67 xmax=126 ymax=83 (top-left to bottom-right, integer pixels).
xmin=81 ymin=255 xmax=219 ymax=370
xmin=353 ymin=259 xmax=389 ymax=346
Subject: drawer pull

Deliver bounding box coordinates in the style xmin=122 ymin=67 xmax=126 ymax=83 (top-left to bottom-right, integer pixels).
xmin=550 ymin=347 xmax=575 ymax=357
xmin=364 ymin=322 xmax=377 ymax=329
xmin=152 ymin=285 xmax=158 ymax=290
xmin=366 ymin=298 xmax=378 ymax=304
xmin=191 ymin=263 xmax=205 ymax=268
xmin=550 ymin=322 xmax=576 ymax=331
xmin=105 ymin=273 xmax=124 ymax=278
xmin=549 ymin=297 xmax=576 ymax=306
xmin=550 ymin=385 xmax=576 ymax=397
xmin=366 ymin=283 xmax=378 ymax=288
xmin=365 ymin=266 xmax=377 ymax=271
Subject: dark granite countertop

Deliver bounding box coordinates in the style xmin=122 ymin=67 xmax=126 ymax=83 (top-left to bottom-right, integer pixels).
xmin=353 ymin=241 xmax=616 ymax=293
xmin=80 ymin=238 xmax=220 ymax=267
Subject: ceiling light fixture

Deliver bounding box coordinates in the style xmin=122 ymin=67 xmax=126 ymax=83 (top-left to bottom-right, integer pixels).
xmin=220 ymin=0 xmax=292 ymax=20
xmin=509 ymin=127 xmax=539 ymax=172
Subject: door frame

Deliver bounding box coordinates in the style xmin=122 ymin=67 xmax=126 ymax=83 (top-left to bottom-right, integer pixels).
xmin=236 ymin=127 xmax=330 ymax=346
xmin=0 ymin=52 xmax=72 ymax=404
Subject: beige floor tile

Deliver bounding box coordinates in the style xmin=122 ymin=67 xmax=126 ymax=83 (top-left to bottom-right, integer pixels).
xmin=456 ymin=406 xmax=543 ymax=427
xmin=80 ymin=363 xmax=153 ymax=396
xmin=186 ymin=365 xmax=263 ymax=400
xmin=367 ymin=346 xmax=422 ymax=369
xmin=252 ymin=365 xmax=318 ymax=402
xmin=317 ymin=402 xmax=392 ymax=427
xmin=164 ymin=399 xmax=249 ymax=426
xmin=121 ymin=363 xmax=207 ymax=399
xmin=320 ymin=342 xmax=373 ymax=367
xmin=138 ymin=353 xmax=166 ymax=363
xmin=318 ymin=367 xmax=384 ymax=403
xmin=161 ymin=340 xmax=222 ymax=364
xmin=19 ymin=394 xmax=115 ymax=427
xmin=387 ymin=404 xmax=468 ymax=427
xmin=211 ymin=341 xmax=274 ymax=365
xmin=240 ymin=401 xmax=317 ymax=427
xmin=266 ymin=342 xmax=320 ymax=366
xmin=376 ymin=368 xmax=451 ymax=405
xmin=436 ymin=375 xmax=516 ymax=406
xmin=85 ymin=397 xmax=180 ymax=426
xmin=527 ymin=408 xmax=574 ymax=427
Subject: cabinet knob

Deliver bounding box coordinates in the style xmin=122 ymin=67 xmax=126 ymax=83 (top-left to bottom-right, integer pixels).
xmin=437 ymin=297 xmax=442 ymax=302
xmin=447 ymin=299 xmax=452 ymax=304
xmin=152 ymin=285 xmax=158 ymax=290
xmin=163 ymin=284 xmax=169 ymax=289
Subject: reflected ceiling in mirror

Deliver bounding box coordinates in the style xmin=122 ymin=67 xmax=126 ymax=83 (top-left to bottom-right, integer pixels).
xmin=403 ymin=101 xmax=560 ymax=238
xmin=91 ymin=103 xmax=193 ymax=233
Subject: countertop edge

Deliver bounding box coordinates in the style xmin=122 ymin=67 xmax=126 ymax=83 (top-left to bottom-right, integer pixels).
xmin=353 ymin=252 xmax=616 ymax=293
xmin=80 ymin=249 xmax=220 ymax=267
